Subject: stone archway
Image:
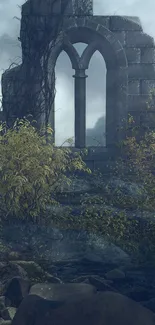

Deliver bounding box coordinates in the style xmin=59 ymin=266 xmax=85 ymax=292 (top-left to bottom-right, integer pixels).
xmin=49 ymin=19 xmax=128 ymax=148
xmin=2 ymin=1 xmax=155 ymax=170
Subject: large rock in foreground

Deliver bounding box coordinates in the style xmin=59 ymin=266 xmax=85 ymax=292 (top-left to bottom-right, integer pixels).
xmin=0 ymin=262 xmax=28 ymax=296
xmin=30 ymin=283 xmax=96 ymax=301
xmin=11 ymin=291 xmax=155 ymax=325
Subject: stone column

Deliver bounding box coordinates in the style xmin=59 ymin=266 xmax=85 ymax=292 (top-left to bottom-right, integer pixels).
xmin=73 ymin=69 xmax=87 ymax=148
xmin=48 ymin=70 xmax=55 ymax=144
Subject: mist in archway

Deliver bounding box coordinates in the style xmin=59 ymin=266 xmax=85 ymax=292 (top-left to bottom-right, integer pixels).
xmin=86 ymin=50 xmax=106 ymax=147
xmin=55 ymin=51 xmax=75 ymax=146
xmin=55 ymin=44 xmax=106 ymax=147
xmin=54 ymin=42 xmax=107 ymax=147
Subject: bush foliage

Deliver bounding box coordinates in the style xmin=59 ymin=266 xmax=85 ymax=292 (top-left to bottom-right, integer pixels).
xmin=0 ymin=117 xmax=90 ymax=222
xmin=1 ymin=95 xmax=155 ymax=264
xmin=72 ymin=103 xmax=155 ymax=264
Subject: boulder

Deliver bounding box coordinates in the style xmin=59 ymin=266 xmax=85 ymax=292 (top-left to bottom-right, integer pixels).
xmin=105 ymin=268 xmax=125 ymax=280
xmin=142 ymin=298 xmax=155 ymax=313
xmin=11 ymin=295 xmax=64 ymax=325
xmin=4 ymin=277 xmax=30 ymax=308
xmin=0 ymin=262 xmax=28 ymax=296
xmin=87 ymin=276 xmax=116 ymax=292
xmin=30 ymin=283 xmax=96 ymax=301
xmin=84 ymin=233 xmax=130 ymax=266
xmin=0 ymin=220 xmax=131 ymax=267
xmin=71 ymin=275 xmax=116 ymax=292
xmin=11 ymin=291 xmax=155 ymax=325
xmin=14 ymin=261 xmax=62 ymax=284
xmin=126 ymin=285 xmax=151 ymax=302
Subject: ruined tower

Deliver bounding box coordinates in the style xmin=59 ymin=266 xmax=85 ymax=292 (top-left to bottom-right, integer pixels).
xmin=1 ymin=0 xmax=155 ymax=170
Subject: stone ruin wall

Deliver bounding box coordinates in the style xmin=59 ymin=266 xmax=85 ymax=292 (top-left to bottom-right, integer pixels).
xmin=1 ymin=0 xmax=155 ymax=171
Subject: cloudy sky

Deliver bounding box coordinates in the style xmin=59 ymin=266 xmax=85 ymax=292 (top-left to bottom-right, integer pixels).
xmin=0 ymin=0 xmax=155 ymax=145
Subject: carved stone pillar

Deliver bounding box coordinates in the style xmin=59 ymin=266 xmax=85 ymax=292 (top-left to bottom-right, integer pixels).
xmin=73 ymin=69 xmax=87 ymax=148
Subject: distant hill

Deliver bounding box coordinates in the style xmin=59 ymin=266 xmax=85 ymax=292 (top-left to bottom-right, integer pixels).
xmin=86 ymin=115 xmax=106 ymax=146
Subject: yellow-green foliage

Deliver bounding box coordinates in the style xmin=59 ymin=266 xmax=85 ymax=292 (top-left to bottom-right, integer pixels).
xmin=114 ymin=113 xmax=155 ymax=211
xmin=68 ymin=104 xmax=155 ymax=263
xmin=0 ymin=118 xmax=90 ymax=222
xmin=42 ymin=103 xmax=155 ymax=263
xmin=74 ymin=194 xmax=155 ymax=263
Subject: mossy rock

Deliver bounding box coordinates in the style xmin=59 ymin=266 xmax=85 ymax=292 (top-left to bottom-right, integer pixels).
xmin=14 ymin=261 xmax=61 ymax=284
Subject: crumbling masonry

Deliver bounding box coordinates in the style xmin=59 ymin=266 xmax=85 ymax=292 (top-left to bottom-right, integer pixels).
xmin=1 ymin=0 xmax=155 ymax=170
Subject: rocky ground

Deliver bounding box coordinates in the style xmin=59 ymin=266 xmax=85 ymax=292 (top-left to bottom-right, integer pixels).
xmin=0 ymin=255 xmax=155 ymax=324
xmin=0 ymin=174 xmax=155 ymax=324
xmin=0 ymin=222 xmax=155 ymax=325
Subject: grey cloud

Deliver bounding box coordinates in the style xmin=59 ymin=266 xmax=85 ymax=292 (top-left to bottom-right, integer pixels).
xmin=0 ymin=0 xmax=22 ymax=73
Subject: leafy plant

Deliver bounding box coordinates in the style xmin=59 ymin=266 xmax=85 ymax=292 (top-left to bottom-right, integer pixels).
xmin=0 ymin=117 xmax=91 ymax=223
xmin=70 ymin=92 xmax=155 ymax=264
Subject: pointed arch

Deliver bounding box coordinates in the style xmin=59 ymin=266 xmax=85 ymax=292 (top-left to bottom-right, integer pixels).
xmin=50 ymin=19 xmax=128 ymax=147
xmin=49 ymin=36 xmax=80 ymax=70
xmin=63 ymin=21 xmax=128 ymax=146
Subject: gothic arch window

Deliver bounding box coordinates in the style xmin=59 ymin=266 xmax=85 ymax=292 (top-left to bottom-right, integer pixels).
xmin=49 ymin=21 xmax=128 ymax=148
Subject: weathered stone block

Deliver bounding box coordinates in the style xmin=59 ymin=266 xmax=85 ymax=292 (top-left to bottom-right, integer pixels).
xmin=107 ymin=69 xmax=126 ymax=91
xmin=110 ymin=16 xmax=142 ymax=31
xmin=0 ymin=111 xmax=4 ymax=122
xmin=25 ymin=16 xmax=47 ymax=31
xmin=22 ymin=2 xmax=31 ymax=15
xmin=32 ymin=0 xmax=58 ymax=15
xmin=93 ymin=16 xmax=110 ymax=29
xmin=52 ymin=0 xmax=61 ymax=14
xmin=141 ymin=111 xmax=155 ymax=128
xmin=113 ymin=31 xmax=126 ymax=47
xmin=97 ymin=27 xmax=124 ymax=54
xmin=126 ymin=32 xmax=155 ymax=48
xmin=64 ymin=0 xmax=93 ymax=16
xmin=117 ymin=66 xmax=129 ymax=84
xmin=128 ymin=80 xmax=140 ymax=94
xmin=125 ymin=48 xmax=141 ymax=63
xmin=128 ymin=94 xmax=150 ymax=110
xmin=128 ymin=64 xmax=155 ymax=79
xmin=37 ymin=30 xmax=45 ymax=42
xmin=141 ymin=80 xmax=155 ymax=94
xmin=20 ymin=15 xmax=29 ymax=31
xmin=63 ymin=17 xmax=77 ymax=30
xmin=85 ymin=19 xmax=99 ymax=30
xmin=115 ymin=49 xmax=128 ymax=67
xmin=141 ymin=48 xmax=155 ymax=63
xmin=75 ymin=17 xmax=86 ymax=27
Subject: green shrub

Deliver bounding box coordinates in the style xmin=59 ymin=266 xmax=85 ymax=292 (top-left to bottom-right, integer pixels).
xmin=0 ymin=117 xmax=90 ymax=222
xmin=74 ymin=102 xmax=155 ymax=264
xmin=113 ymin=112 xmax=155 ymax=211
xmin=76 ymin=194 xmax=155 ymax=264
